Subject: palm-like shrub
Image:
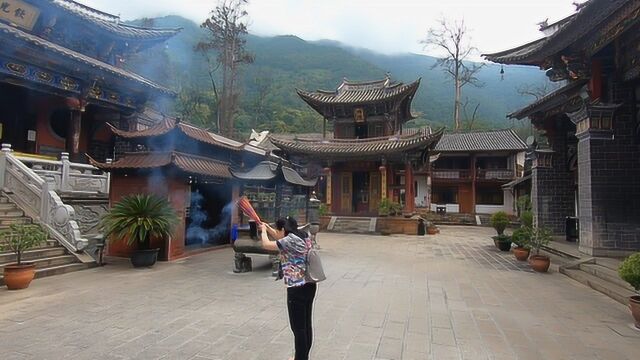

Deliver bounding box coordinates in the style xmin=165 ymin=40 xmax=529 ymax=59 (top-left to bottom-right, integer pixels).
xmin=619 ymin=253 xmax=640 ymax=293
xmin=100 ymin=194 xmax=178 ymax=250
xmin=520 ymin=211 xmax=534 ymax=228
xmin=490 ymin=211 xmax=509 ymax=235
xmin=0 ymin=224 xmax=47 ymax=265
xmin=529 ymin=226 xmax=551 ymax=255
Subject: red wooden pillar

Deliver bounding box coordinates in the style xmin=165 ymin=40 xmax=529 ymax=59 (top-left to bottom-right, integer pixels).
xmin=404 ymin=161 xmax=415 ymax=214
xmin=471 ymin=154 xmax=477 ymax=214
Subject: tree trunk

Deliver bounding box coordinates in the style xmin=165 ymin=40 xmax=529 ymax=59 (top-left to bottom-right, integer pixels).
xmin=454 ymin=78 xmax=461 ymax=130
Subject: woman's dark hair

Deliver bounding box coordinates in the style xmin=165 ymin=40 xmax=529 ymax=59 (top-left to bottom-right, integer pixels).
xmin=275 ymin=218 xmax=286 ymax=231
xmin=284 ymin=217 xmax=307 ymax=239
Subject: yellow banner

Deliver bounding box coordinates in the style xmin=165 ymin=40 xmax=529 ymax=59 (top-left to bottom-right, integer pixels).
xmin=0 ymin=0 xmax=40 ymax=31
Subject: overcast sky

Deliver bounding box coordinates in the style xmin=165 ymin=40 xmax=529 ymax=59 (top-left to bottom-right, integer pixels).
xmin=83 ymin=0 xmax=578 ymax=57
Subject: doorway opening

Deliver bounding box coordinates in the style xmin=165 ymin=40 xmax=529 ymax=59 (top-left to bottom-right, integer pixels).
xmin=352 ymin=171 xmax=370 ymax=214
xmin=185 ymin=182 xmax=232 ymax=251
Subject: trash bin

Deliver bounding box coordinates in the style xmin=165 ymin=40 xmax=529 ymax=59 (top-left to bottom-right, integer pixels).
xmin=417 ymin=219 xmax=426 ymax=236
xmin=566 ymin=216 xmax=579 ymax=242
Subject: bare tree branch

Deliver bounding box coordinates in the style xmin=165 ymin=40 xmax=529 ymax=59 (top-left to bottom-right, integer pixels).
xmin=198 ymin=0 xmax=253 ymax=137
xmin=421 ymin=17 xmax=485 ymax=130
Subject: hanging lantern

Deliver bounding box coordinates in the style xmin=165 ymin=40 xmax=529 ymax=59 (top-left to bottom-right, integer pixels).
xmin=500 ymin=65 xmax=505 ymax=81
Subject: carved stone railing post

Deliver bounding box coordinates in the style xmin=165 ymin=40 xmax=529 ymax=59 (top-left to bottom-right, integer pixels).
xmin=60 ymin=152 xmax=71 ymax=192
xmin=0 ymin=143 xmax=11 ymax=188
xmin=105 ymin=158 xmax=113 ymax=194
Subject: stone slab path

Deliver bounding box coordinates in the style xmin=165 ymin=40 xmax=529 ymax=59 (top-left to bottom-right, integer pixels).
xmin=1 ymin=226 xmax=639 ymax=359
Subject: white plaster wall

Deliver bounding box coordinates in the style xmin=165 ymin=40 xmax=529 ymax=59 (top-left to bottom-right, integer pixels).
xmin=475 ymin=205 xmax=506 ymax=214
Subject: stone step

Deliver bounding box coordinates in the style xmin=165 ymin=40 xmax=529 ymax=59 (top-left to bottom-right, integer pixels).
xmin=0 ymin=217 xmax=32 ymax=226
xmin=0 ymin=263 xmax=92 ymax=286
xmin=579 ymin=263 xmax=635 ymax=292
xmin=0 ymin=210 xmax=26 ymax=218
xmin=0 ymin=202 xmax=18 ymax=210
xmin=560 ymin=268 xmax=636 ymax=305
xmin=0 ymin=247 xmax=67 ymax=263
xmin=0 ymin=255 xmax=78 ymax=271
xmin=594 ymin=257 xmax=623 ymax=272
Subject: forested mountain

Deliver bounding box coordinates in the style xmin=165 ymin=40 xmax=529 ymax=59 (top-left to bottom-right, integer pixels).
xmin=126 ymin=16 xmax=545 ymax=136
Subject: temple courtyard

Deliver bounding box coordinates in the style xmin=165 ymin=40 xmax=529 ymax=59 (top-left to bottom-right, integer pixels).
xmin=0 ymin=226 xmax=638 ymax=360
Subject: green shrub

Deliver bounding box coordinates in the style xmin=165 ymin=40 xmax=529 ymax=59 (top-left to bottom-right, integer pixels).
xmin=619 ymin=253 xmax=640 ymax=292
xmin=0 ymin=224 xmax=48 ymax=265
xmin=529 ymin=226 xmax=551 ymax=255
xmin=100 ymin=194 xmax=178 ymax=250
xmin=319 ymin=203 xmax=328 ymax=216
xmin=490 ymin=211 xmax=510 ymax=235
xmin=378 ymin=198 xmax=391 ymax=216
xmin=517 ymin=195 xmax=531 ymax=214
xmin=390 ymin=201 xmax=403 ymax=215
xmin=492 ymin=234 xmax=511 ymax=243
xmin=511 ymin=227 xmax=531 ymax=248
xmin=520 ymin=211 xmax=534 ymax=228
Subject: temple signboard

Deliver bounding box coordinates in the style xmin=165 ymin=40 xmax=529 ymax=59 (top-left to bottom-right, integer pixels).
xmin=0 ymin=0 xmax=39 ymax=31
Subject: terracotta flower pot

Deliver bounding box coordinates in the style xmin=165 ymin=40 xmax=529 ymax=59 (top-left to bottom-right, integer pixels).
xmin=3 ymin=263 xmax=36 ymax=290
xmin=513 ymin=247 xmax=530 ymax=261
xmin=427 ymin=227 xmax=438 ymax=235
xmin=630 ymin=295 xmax=640 ymax=330
xmin=529 ymin=255 xmax=550 ymax=273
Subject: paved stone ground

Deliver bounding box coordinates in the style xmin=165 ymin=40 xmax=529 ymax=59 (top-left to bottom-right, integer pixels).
xmin=1 ymin=226 xmax=639 ymax=360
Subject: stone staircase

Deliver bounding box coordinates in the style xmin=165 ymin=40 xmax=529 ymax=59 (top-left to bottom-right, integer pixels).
xmin=326 ymin=216 xmax=377 ymax=234
xmin=541 ymin=241 xmax=635 ymax=305
xmin=0 ymin=196 xmax=92 ymax=287
xmin=560 ymin=257 xmax=636 ymax=305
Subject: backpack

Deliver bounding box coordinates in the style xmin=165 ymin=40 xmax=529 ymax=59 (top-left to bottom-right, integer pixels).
xmin=305 ymin=247 xmax=326 ymax=282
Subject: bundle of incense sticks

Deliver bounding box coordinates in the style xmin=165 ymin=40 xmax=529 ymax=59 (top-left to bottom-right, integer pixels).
xmin=237 ymin=196 xmax=262 ymax=225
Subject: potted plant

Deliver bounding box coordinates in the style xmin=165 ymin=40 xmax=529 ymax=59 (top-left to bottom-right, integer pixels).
xmin=512 ymin=211 xmax=533 ymax=261
xmin=511 ymin=227 xmax=531 ymax=260
xmin=490 ymin=211 xmax=510 ymax=235
xmin=378 ymin=198 xmax=391 ymax=217
xmin=618 ymin=253 xmax=640 ymax=329
xmin=100 ymin=194 xmax=178 ymax=268
xmin=490 ymin=211 xmax=511 ymax=250
xmin=528 ymin=226 xmax=552 ymax=272
xmin=0 ymin=224 xmax=48 ymax=290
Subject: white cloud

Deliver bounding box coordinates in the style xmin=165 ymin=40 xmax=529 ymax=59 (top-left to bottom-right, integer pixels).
xmin=82 ymin=0 xmax=578 ymax=56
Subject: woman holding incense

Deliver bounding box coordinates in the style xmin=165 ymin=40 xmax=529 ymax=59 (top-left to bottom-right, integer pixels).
xmin=260 ymin=217 xmax=316 ymax=360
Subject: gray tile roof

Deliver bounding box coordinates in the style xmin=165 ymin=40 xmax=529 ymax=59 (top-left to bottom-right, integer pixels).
xmin=270 ymin=129 xmax=443 ymax=159
xmin=50 ymin=0 xmax=181 ymax=40
xmin=297 ymin=77 xmax=420 ymax=105
xmin=483 ymin=0 xmax=628 ymax=65
xmin=434 ymin=129 xmax=527 ymax=152
xmin=508 ymin=80 xmax=588 ymax=120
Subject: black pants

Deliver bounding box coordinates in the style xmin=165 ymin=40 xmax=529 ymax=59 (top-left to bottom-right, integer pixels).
xmin=287 ymin=282 xmax=317 ymax=360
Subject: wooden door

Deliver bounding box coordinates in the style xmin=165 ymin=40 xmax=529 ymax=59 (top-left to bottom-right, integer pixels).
xmin=369 ymin=172 xmax=381 ymax=213
xmin=340 ymin=172 xmax=352 ymax=213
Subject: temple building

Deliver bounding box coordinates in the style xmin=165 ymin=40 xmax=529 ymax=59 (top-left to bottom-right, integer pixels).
xmin=270 ymin=76 xmax=443 ymax=217
xmin=0 ymin=0 xmax=180 ymax=161
xmin=428 ymin=130 xmax=527 ymax=215
xmin=484 ymin=0 xmax=640 ymax=256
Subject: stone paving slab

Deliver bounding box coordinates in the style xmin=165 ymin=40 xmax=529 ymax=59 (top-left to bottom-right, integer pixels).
xmin=0 ymin=225 xmax=639 ymax=359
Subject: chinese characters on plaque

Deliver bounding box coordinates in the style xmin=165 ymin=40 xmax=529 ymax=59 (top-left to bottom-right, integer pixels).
xmin=0 ymin=0 xmax=40 ymax=31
